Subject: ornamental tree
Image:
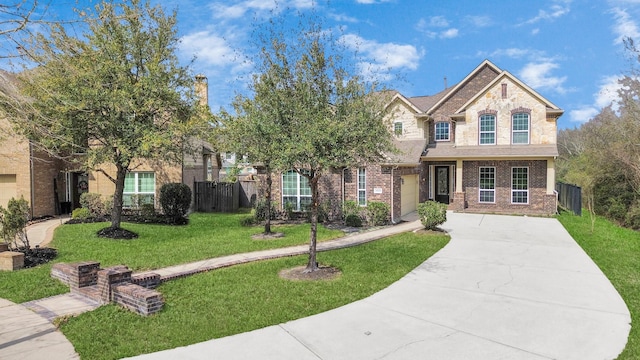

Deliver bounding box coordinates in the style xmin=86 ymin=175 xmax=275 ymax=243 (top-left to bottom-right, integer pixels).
xmin=1 ymin=0 xmax=207 ymax=233
xmin=243 ymin=12 xmax=396 ymax=272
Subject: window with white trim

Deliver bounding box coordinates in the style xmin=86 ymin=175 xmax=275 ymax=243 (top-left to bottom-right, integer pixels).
xmin=282 ymin=170 xmax=311 ymax=211
xmin=123 ymin=172 xmax=155 ymax=208
xmin=357 ymin=167 xmax=366 ymax=206
xmin=512 ymin=113 xmax=530 ymax=144
xmin=479 ymin=167 xmax=495 ymax=203
xmin=479 ymin=114 xmax=496 ymax=145
xmin=394 ymin=122 xmax=403 ymax=136
xmin=435 ymin=122 xmax=450 ymax=141
xmin=512 ymin=167 xmax=529 ymax=204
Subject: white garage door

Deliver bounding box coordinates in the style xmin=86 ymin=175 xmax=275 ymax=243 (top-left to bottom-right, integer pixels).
xmin=0 ymin=174 xmax=17 ymax=209
xmin=401 ymin=174 xmax=418 ymax=216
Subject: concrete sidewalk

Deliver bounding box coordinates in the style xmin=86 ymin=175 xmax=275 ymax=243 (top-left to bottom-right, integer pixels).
xmin=127 ymin=213 xmax=631 ymax=360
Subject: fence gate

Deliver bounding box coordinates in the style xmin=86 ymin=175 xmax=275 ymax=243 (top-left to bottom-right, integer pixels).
xmin=556 ymin=182 xmax=582 ymax=216
xmin=194 ymin=181 xmax=240 ymax=212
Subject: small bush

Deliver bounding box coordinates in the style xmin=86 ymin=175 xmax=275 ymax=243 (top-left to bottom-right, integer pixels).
xmin=305 ymin=201 xmax=330 ymax=223
xmin=72 ymin=207 xmax=91 ymax=219
xmin=417 ymin=201 xmax=447 ymax=230
xmin=160 ymin=183 xmax=192 ymax=219
xmin=140 ymin=203 xmax=156 ymax=217
xmin=342 ymin=200 xmax=360 ymax=219
xmin=240 ymin=216 xmax=256 ymax=227
xmin=624 ymin=201 xmax=640 ymax=230
xmin=0 ymin=196 xmax=30 ymax=249
xmin=284 ymin=201 xmax=295 ymax=220
xmin=365 ymin=201 xmax=390 ymax=226
xmin=79 ymin=193 xmax=107 ymax=217
xmin=345 ymin=214 xmax=363 ymax=227
xmin=253 ymin=199 xmax=277 ymax=221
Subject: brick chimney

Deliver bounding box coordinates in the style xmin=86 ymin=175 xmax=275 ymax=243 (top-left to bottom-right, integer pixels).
xmin=195 ymin=74 xmax=208 ymax=106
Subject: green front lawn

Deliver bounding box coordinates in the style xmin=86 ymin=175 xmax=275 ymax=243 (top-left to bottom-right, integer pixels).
xmin=0 ymin=212 xmax=344 ymax=303
xmin=59 ymin=231 xmax=449 ymax=360
xmin=557 ymin=211 xmax=640 ymax=359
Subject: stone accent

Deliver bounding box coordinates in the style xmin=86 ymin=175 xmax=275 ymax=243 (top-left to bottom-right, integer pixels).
xmin=0 ymin=251 xmax=24 ymax=271
xmin=112 ymin=283 xmax=164 ymax=316
xmin=52 ymin=261 xmax=164 ymax=316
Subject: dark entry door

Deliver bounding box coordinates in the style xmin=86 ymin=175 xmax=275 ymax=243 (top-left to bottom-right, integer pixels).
xmin=435 ymin=166 xmax=450 ymax=204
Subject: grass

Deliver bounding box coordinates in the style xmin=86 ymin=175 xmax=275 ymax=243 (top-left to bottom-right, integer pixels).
xmin=557 ymin=211 xmax=640 ymax=359
xmin=58 ymin=231 xmax=449 ymax=360
xmin=0 ymin=212 xmax=344 ymax=303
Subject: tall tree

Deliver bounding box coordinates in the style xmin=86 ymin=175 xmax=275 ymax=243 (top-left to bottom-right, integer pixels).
xmin=2 ymin=0 xmax=206 ymax=233
xmin=248 ymin=13 xmax=396 ymax=272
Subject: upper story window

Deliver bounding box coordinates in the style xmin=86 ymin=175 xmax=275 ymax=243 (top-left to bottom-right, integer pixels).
xmin=394 ymin=122 xmax=403 ymax=136
xmin=479 ymin=114 xmax=496 ymax=145
xmin=512 ymin=113 xmax=530 ymax=144
xmin=435 ymin=122 xmax=450 ymax=141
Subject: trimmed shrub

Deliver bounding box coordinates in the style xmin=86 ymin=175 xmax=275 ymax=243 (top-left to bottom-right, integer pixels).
xmin=345 ymin=214 xmax=363 ymax=227
xmin=253 ymin=199 xmax=277 ymax=221
xmin=79 ymin=193 xmax=106 ymax=216
xmin=140 ymin=203 xmax=156 ymax=217
xmin=365 ymin=201 xmax=390 ymax=226
xmin=0 ymin=196 xmax=30 ymax=249
xmin=72 ymin=207 xmax=91 ymax=220
xmin=160 ymin=183 xmax=192 ymax=219
xmin=342 ymin=200 xmax=360 ymax=219
xmin=417 ymin=201 xmax=447 ymax=230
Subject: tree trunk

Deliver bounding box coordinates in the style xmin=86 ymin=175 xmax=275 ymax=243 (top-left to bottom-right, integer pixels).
xmin=111 ymin=163 xmax=127 ymax=229
xmin=264 ymin=163 xmax=272 ymax=234
xmin=305 ymin=175 xmax=320 ymax=272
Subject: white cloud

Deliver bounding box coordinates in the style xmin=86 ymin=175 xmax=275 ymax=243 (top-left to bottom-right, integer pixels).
xmin=208 ymin=0 xmax=313 ymax=19
xmin=611 ymin=7 xmax=640 ymax=44
xmin=569 ymin=106 xmax=600 ymax=123
xmin=479 ymin=48 xmax=548 ymax=61
xmin=531 ymin=28 xmax=540 ymax=35
xmin=595 ymin=75 xmax=623 ymax=108
xmin=329 ymin=12 xmax=359 ymax=23
xmin=416 ymin=17 xmax=458 ymax=39
xmin=355 ymin=0 xmax=393 ymax=3
xmin=519 ymin=61 xmax=568 ymax=94
xmin=440 ymin=28 xmax=459 ymax=39
xmin=428 ymin=16 xmax=449 ymax=27
xmin=464 ymin=15 xmax=493 ymax=28
xmin=523 ymin=1 xmax=571 ymax=25
xmin=340 ymin=34 xmax=422 ymax=82
xmin=568 ymin=75 xmax=624 ymax=123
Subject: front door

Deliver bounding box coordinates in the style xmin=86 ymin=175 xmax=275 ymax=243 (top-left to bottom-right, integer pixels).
xmin=435 ymin=166 xmax=450 ymax=204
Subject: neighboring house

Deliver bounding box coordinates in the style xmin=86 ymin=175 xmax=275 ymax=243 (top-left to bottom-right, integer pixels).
xmin=0 ymin=71 xmax=218 ymax=217
xmin=219 ymin=152 xmax=257 ymax=182
xmin=262 ymin=60 xmax=563 ymax=220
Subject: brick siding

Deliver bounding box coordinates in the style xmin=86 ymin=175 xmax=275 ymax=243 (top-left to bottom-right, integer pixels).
xmin=462 ymin=160 xmax=552 ymax=215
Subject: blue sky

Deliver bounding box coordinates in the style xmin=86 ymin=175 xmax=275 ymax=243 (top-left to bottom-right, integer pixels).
xmin=8 ymin=0 xmax=640 ymax=129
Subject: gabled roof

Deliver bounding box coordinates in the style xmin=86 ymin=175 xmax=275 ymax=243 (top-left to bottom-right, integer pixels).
xmin=426 ymin=59 xmax=502 ymax=115
xmin=454 ymin=70 xmax=563 ymax=115
xmin=387 ymin=91 xmax=422 ymax=114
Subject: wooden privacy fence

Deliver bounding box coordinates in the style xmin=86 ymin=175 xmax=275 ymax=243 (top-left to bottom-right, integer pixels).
xmin=193 ymin=181 xmax=240 ymax=213
xmin=238 ymin=180 xmax=259 ymax=208
xmin=556 ymin=182 xmax=582 ymax=216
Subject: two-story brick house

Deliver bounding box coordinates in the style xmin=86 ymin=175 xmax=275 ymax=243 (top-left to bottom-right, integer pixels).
xmin=264 ymin=60 xmax=562 ymax=221
xmin=0 ymin=71 xmax=218 ymax=217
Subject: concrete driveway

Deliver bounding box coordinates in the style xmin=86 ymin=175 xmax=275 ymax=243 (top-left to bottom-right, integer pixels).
xmin=128 ymin=213 xmax=631 ymax=360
